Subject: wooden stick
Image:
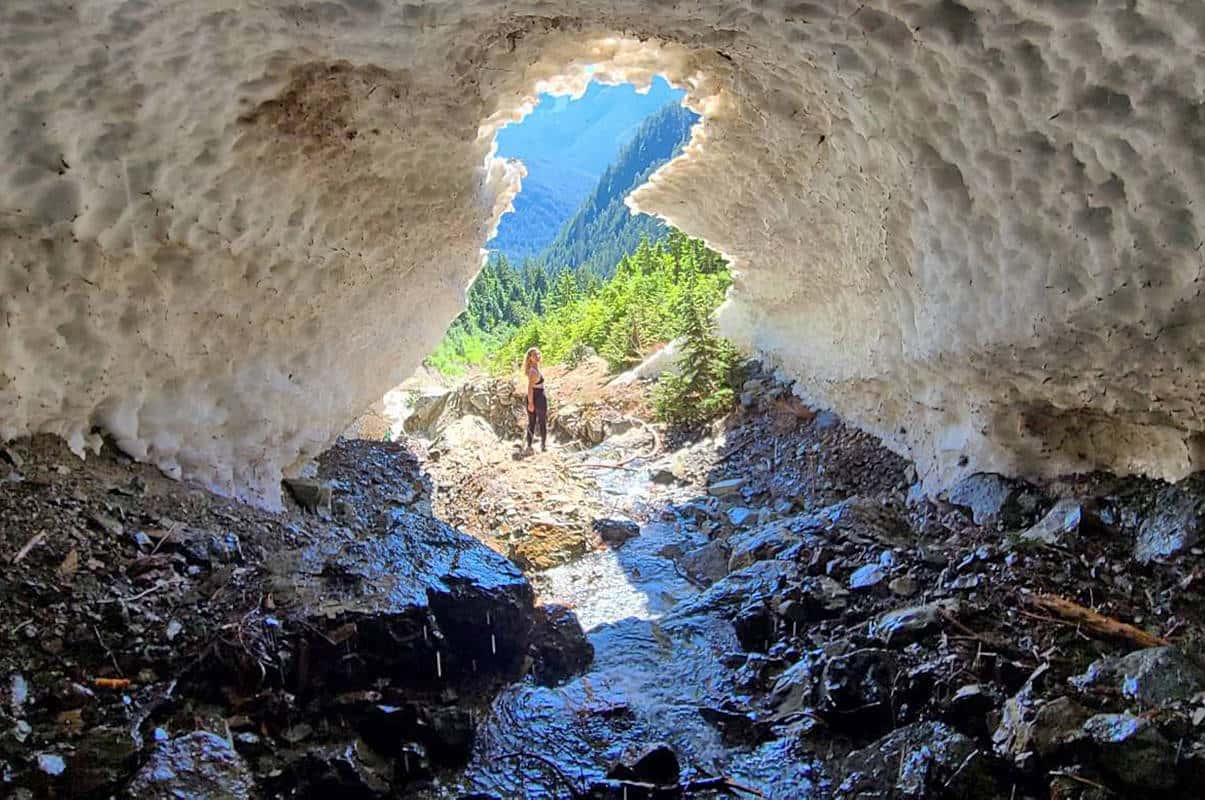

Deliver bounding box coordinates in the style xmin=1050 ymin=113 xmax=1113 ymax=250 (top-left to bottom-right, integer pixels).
xmin=12 ymin=530 xmax=46 ymax=563
xmin=1023 ymin=593 xmax=1169 ymax=648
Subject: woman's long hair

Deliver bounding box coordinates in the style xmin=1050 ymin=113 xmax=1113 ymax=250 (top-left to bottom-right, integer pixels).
xmin=523 ymin=347 xmax=540 ymax=375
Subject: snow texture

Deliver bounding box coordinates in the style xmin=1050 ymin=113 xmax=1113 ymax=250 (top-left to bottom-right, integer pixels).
xmin=1 ymin=1 xmax=1204 ymax=505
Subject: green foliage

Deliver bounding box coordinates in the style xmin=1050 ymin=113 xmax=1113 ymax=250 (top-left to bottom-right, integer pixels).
xmin=653 ymin=282 xmax=743 ymax=425
xmin=487 ymin=231 xmax=731 ymax=374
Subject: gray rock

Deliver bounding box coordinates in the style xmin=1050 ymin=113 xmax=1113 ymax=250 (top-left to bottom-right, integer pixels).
xmin=870 ymin=600 xmax=958 ymax=646
xmin=708 ymin=478 xmax=746 ymax=497
xmin=528 ymin=604 xmax=592 ymax=686
xmin=767 ymin=656 xmax=820 ymax=717
xmin=1135 ymin=485 xmax=1203 ymax=563
xmin=727 ymin=506 xmax=756 ymax=528
xmin=775 ymin=577 xmax=850 ymax=622
xmin=592 ymin=517 xmax=640 ymax=547
xmin=1071 ymin=646 xmax=1205 ymax=708
xmin=678 ymin=540 xmax=730 ymax=586
xmin=1020 ymin=498 xmax=1099 ymax=546
xmin=127 ymin=731 xmax=253 ymax=800
xmin=727 ymin=521 xmax=806 ymax=571
xmin=994 ymin=694 xmax=1090 ymax=764
xmin=1082 ymin=712 xmax=1177 ymax=791
xmin=282 ymin=478 xmax=332 ymax=513
xmin=837 ymin=721 xmax=1002 ymax=799
xmin=946 ymin=473 xmax=1035 ymax=526
xmin=848 ymin=563 xmax=887 ymax=590
xmin=888 ymin=575 xmax=918 ymax=597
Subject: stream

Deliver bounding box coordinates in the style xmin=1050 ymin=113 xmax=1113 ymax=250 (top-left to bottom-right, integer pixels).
xmin=449 ymin=435 xmax=818 ymax=798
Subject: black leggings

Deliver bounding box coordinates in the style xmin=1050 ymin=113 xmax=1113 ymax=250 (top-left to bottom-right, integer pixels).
xmin=527 ymin=392 xmax=547 ymax=449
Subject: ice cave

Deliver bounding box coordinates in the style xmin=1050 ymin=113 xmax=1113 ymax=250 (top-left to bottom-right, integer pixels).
xmin=2 ymin=0 xmax=1201 ymax=505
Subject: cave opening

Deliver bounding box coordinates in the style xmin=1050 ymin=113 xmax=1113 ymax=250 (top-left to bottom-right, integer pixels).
xmin=2 ymin=3 xmax=1205 ymax=797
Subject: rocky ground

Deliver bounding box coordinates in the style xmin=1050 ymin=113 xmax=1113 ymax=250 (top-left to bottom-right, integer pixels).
xmin=3 ymin=359 xmax=1205 ymax=798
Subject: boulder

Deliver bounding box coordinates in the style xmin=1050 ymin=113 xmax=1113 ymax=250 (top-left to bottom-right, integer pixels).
xmin=678 ymin=540 xmax=730 ymax=586
xmin=1082 ymin=712 xmax=1177 ymax=792
xmin=774 ymin=577 xmax=850 ymax=623
xmin=281 ymin=741 xmax=393 ymax=797
xmin=836 ymin=721 xmax=1004 ymax=799
xmin=528 ymin=604 xmax=593 ymax=686
xmin=819 ymin=648 xmax=897 ymax=726
xmin=993 ymin=683 xmax=1090 ymax=765
xmin=1071 ymin=646 xmax=1205 ymax=708
xmin=946 ymin=473 xmax=1037 ymax=526
xmin=606 ymin=742 xmax=680 ymax=787
xmin=592 ymin=517 xmax=640 ymax=547
xmin=127 ymin=732 xmax=254 ymax=800
xmin=266 ymin=509 xmax=535 ymax=696
xmin=1135 ymin=485 xmax=1204 ymax=564
xmin=767 ymin=657 xmax=821 ymax=717
xmin=282 ymin=478 xmax=332 ymax=514
xmin=870 ymin=601 xmax=958 ymax=646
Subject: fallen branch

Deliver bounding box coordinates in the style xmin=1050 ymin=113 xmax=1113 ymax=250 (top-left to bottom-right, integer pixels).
xmin=1023 ymin=593 xmax=1169 ymax=648
xmin=96 ymin=580 xmax=173 ymax=605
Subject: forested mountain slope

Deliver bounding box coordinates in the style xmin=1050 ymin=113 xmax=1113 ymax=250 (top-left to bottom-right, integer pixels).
xmin=489 ymin=78 xmax=683 ymax=261
xmin=534 ymin=102 xmax=698 ymax=277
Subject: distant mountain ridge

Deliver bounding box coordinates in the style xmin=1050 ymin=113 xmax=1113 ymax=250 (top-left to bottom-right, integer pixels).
xmin=488 ymin=78 xmax=684 ymax=262
xmin=533 ymin=101 xmax=699 ymax=277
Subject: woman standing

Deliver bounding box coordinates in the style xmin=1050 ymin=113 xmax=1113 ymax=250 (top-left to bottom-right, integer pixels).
xmin=524 ymin=347 xmax=548 ymax=453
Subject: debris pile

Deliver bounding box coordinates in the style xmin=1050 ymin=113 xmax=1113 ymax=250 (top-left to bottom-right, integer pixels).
xmin=0 ymin=436 xmax=590 ymax=798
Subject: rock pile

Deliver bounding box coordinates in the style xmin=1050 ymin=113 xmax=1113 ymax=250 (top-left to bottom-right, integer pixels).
xmin=0 ymin=435 xmax=591 ymax=798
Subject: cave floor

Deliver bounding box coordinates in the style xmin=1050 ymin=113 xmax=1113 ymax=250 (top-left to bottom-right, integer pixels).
xmin=2 ymin=367 xmax=1204 ymax=798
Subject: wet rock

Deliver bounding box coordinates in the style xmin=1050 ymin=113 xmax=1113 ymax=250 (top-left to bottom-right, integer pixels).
xmin=278 ymin=740 xmax=393 ymax=797
xmin=837 ymin=721 xmax=1004 ymax=799
xmin=1071 ymin=646 xmax=1205 ymax=708
xmin=870 ymin=600 xmax=958 ymax=646
xmin=606 ymin=741 xmax=680 ymax=788
xmin=819 ymin=649 xmax=897 ymax=727
xmin=282 ymin=478 xmax=332 ymax=513
xmin=127 ymin=731 xmax=253 ymax=799
xmin=423 ymin=706 xmax=476 ymax=762
xmin=733 ymin=599 xmax=775 ymax=652
xmin=267 ymin=509 xmax=534 ymax=695
xmin=1135 ymin=485 xmax=1203 ymax=563
xmin=678 ymin=540 xmax=729 ymax=586
xmin=1082 ymin=712 xmax=1177 ymax=792
xmin=727 ymin=521 xmax=806 ymax=571
xmin=707 ymin=478 xmax=745 ymax=497
xmin=767 ymin=656 xmax=820 ymax=717
xmin=775 ymin=577 xmax=850 ymax=625
xmin=592 ymin=517 xmax=640 ymax=547
xmin=946 ymin=473 xmax=1036 ymax=526
xmin=1019 ymin=498 xmax=1100 ymax=546
xmin=64 ymin=726 xmax=140 ymax=795
xmin=528 ymin=604 xmax=593 ymax=686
